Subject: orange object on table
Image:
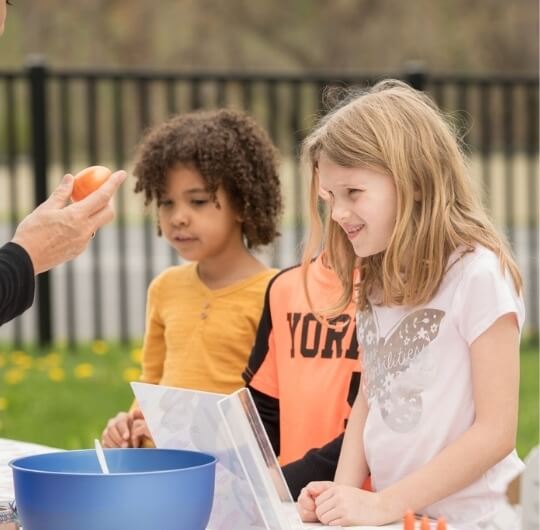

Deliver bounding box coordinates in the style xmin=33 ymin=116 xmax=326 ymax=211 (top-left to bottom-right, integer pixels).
xmin=420 ymin=515 xmax=430 ymax=530
xmin=71 ymin=165 xmax=112 ymax=202
xmin=436 ymin=516 xmax=447 ymax=530
xmin=403 ymin=509 xmax=415 ymax=530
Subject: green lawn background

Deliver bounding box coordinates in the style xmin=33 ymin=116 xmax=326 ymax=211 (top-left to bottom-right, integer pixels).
xmin=0 ymin=339 xmax=538 ymax=458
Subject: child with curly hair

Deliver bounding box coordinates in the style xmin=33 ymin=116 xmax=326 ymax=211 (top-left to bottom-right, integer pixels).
xmin=102 ymin=109 xmax=282 ymax=448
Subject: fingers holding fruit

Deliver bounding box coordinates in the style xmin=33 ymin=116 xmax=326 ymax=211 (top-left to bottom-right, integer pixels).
xmin=73 ymin=167 xmax=126 ymax=213
xmin=11 ymin=166 xmax=126 ymax=274
xmin=71 ymin=166 xmax=113 ymax=202
xmin=71 ymin=167 xmax=127 ymax=234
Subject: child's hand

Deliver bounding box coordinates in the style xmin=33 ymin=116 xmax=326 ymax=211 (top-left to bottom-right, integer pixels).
xmin=297 ymin=481 xmax=334 ymax=522
xmin=130 ymin=410 xmax=153 ymax=448
xmin=101 ymin=411 xmax=133 ymax=448
xmin=314 ymin=485 xmax=388 ymax=526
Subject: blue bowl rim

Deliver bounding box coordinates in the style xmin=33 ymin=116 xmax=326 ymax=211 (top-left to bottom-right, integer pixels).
xmin=9 ymin=448 xmax=218 ymax=477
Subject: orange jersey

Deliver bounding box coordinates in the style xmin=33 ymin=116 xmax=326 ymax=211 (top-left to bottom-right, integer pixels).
xmin=243 ymin=255 xmax=361 ymax=466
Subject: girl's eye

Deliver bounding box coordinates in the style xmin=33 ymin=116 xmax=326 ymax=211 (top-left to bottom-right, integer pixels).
xmin=191 ymin=199 xmax=208 ymax=206
xmin=347 ymin=188 xmax=362 ymax=196
xmin=158 ymin=199 xmax=173 ymax=207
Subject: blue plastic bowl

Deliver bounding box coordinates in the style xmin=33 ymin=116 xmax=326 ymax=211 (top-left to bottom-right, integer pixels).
xmin=10 ymin=448 xmax=217 ymax=530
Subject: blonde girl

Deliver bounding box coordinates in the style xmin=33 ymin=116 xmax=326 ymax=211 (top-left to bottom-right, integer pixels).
xmin=298 ymin=80 xmax=524 ymax=530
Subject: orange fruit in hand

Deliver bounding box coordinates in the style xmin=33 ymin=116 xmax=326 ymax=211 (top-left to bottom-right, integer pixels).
xmin=71 ymin=165 xmax=112 ymax=202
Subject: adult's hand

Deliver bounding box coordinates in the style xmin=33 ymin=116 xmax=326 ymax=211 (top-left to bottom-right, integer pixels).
xmin=11 ymin=169 xmax=127 ymax=275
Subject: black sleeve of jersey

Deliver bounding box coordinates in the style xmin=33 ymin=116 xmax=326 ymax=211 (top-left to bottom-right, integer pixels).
xmin=242 ymin=266 xmax=297 ymax=385
xmin=0 ymin=242 xmax=35 ymax=326
xmin=242 ymin=275 xmax=275 ymax=385
xmin=248 ymin=385 xmax=280 ymax=457
xmin=281 ymin=433 xmax=344 ymax=500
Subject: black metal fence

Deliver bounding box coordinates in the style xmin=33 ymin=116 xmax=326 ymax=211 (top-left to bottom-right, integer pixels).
xmin=0 ymin=60 xmax=538 ymax=346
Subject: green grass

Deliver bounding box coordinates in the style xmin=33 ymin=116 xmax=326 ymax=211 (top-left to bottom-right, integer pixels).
xmin=0 ymin=340 xmax=538 ymax=458
xmin=517 ymin=342 xmax=539 ymax=458
xmin=0 ymin=342 xmax=138 ymax=449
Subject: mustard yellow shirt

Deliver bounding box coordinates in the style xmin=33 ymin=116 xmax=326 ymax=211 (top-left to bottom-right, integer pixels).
xmin=140 ymin=263 xmax=277 ymax=394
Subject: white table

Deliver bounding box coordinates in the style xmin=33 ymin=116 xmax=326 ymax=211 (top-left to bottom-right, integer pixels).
xmin=0 ymin=438 xmax=464 ymax=530
xmin=0 ymin=438 xmax=59 ymax=503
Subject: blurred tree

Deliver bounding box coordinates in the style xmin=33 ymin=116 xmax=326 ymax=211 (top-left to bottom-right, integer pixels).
xmin=1 ymin=0 xmax=537 ymax=73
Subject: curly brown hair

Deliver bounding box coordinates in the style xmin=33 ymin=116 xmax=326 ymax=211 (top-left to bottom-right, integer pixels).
xmin=133 ymin=109 xmax=282 ymax=249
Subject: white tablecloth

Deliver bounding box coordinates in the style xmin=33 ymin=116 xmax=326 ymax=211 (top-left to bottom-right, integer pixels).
xmin=0 ymin=438 xmax=464 ymax=530
xmin=0 ymin=438 xmax=59 ymax=502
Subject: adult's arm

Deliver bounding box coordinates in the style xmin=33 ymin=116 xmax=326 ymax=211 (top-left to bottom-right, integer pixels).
xmin=0 ymin=242 xmax=35 ymax=325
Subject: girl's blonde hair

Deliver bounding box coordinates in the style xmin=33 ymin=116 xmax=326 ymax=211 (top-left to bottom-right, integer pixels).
xmin=302 ymin=79 xmax=522 ymax=314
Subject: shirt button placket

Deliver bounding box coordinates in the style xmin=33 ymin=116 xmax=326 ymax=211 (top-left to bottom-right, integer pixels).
xmin=200 ymin=301 xmax=210 ymax=320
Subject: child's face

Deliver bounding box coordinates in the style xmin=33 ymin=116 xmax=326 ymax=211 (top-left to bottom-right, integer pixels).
xmin=158 ymin=165 xmax=244 ymax=264
xmin=318 ymin=155 xmax=397 ymax=258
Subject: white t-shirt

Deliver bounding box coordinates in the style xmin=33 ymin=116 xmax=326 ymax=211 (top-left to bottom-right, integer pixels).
xmin=356 ymin=246 xmax=525 ymax=529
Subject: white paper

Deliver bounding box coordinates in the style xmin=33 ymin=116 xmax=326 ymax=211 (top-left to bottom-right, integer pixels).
xmin=132 ymin=383 xmax=267 ymax=530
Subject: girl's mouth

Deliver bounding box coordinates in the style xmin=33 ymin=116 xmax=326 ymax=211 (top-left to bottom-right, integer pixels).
xmin=345 ymin=224 xmax=364 ymax=240
xmin=175 ymin=236 xmax=197 ymax=243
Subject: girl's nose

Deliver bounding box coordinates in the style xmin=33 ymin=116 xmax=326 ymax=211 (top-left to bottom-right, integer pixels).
xmin=331 ymin=202 xmax=351 ymax=224
xmin=171 ymin=207 xmax=189 ymax=227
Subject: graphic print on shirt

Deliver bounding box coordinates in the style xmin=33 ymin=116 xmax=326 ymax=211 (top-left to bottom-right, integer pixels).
xmin=356 ymin=301 xmax=445 ymax=433
xmin=286 ymin=312 xmax=359 ymax=359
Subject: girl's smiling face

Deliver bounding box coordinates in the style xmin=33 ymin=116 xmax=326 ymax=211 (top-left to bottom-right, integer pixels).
xmin=318 ymin=154 xmax=398 ymax=258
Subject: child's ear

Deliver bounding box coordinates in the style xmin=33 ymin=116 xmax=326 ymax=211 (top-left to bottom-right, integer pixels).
xmin=236 ymin=205 xmax=247 ymax=223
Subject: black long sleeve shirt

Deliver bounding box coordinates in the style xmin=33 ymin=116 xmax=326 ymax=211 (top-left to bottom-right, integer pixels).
xmin=249 ymin=385 xmax=344 ymax=500
xmin=0 ymin=242 xmax=35 ymax=325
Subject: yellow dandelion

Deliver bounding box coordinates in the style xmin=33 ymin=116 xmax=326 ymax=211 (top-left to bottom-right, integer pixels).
xmin=48 ymin=367 xmax=65 ymax=382
xmin=44 ymin=352 xmax=62 ymax=367
xmin=4 ymin=368 xmax=25 ymax=385
xmin=122 ymin=367 xmax=141 ymax=382
xmin=74 ymin=363 xmax=94 ymax=379
xmin=10 ymin=350 xmax=27 ymax=364
xmin=91 ymin=340 xmax=109 ymax=355
xmin=12 ymin=354 xmax=33 ymax=370
xmin=130 ymin=348 xmax=142 ymax=364
xmin=0 ymin=397 xmax=8 ymax=411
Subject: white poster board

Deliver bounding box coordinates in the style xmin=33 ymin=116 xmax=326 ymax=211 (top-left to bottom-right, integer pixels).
xmin=132 ymin=383 xmax=268 ymax=530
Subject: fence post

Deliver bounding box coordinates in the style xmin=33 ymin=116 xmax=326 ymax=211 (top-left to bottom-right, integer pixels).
xmin=404 ymin=61 xmax=428 ymax=91
xmin=27 ymin=56 xmax=52 ymax=346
